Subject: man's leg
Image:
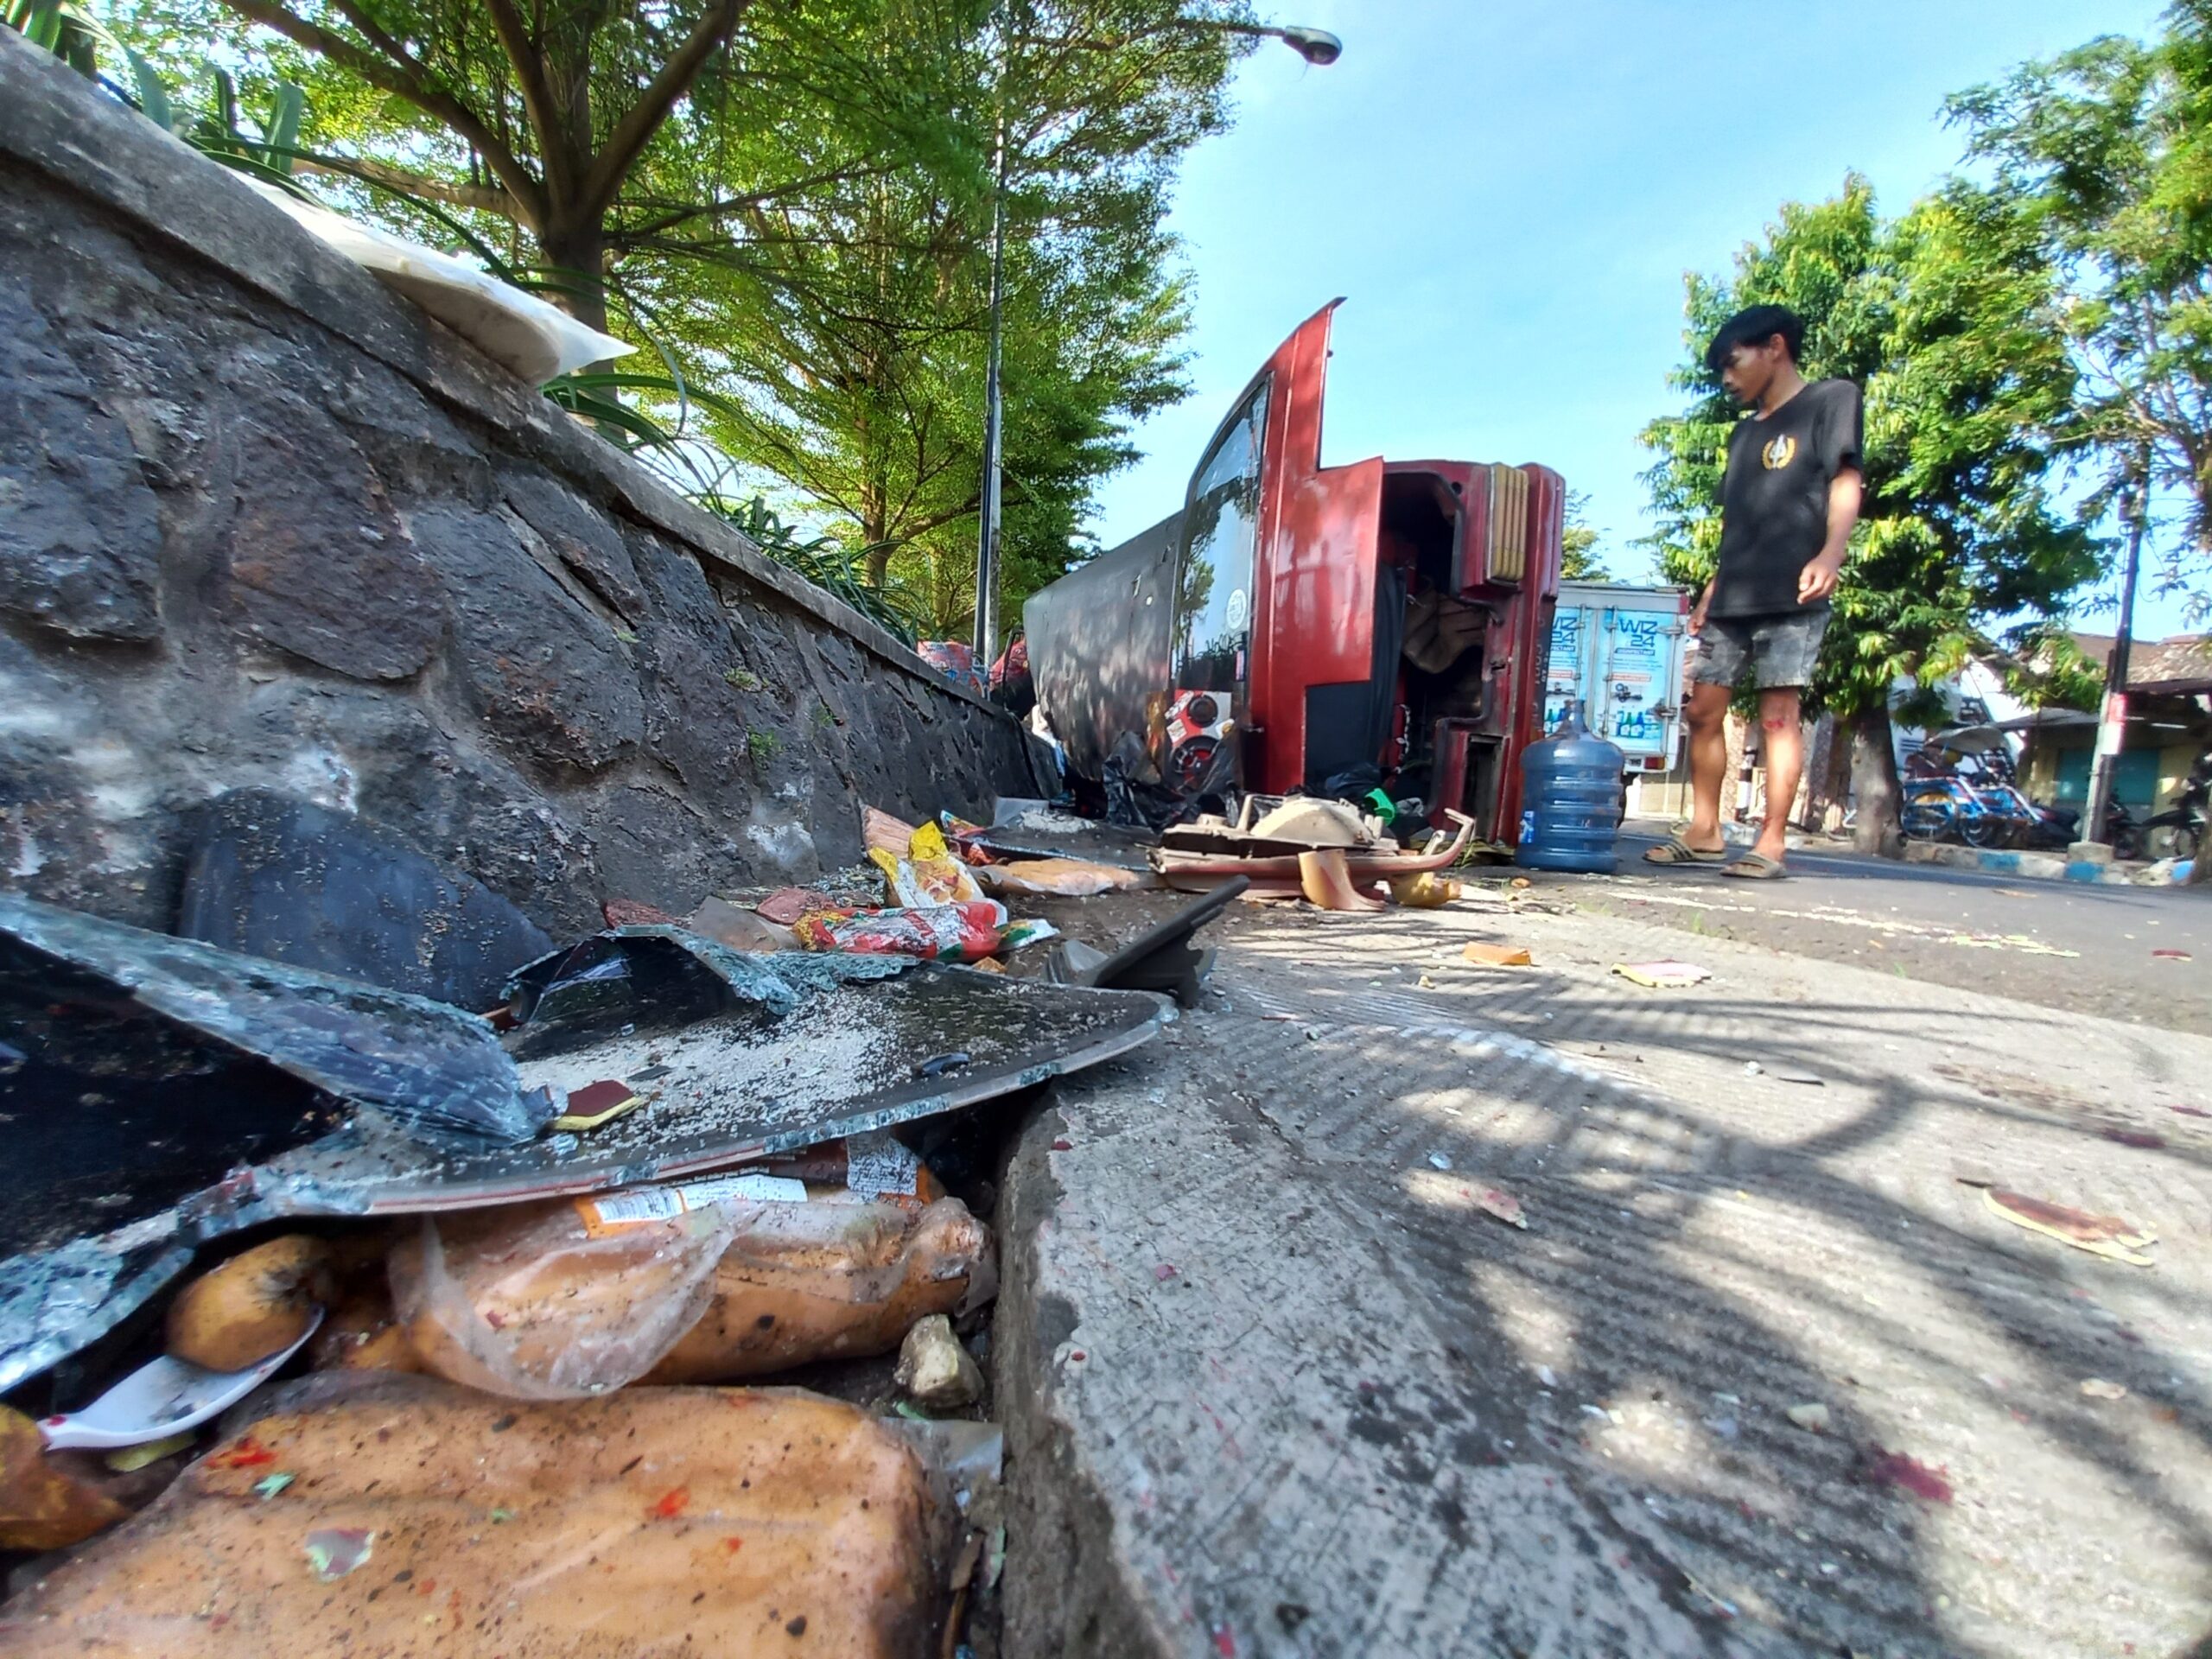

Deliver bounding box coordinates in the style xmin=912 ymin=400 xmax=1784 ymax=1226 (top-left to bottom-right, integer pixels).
xmin=1681 ymin=680 xmax=1733 ymax=853
xmin=1753 ymin=685 xmax=1804 ymax=863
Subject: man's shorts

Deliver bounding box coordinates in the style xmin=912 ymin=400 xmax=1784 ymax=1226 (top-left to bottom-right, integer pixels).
xmin=1691 ymin=609 xmax=1829 ymax=691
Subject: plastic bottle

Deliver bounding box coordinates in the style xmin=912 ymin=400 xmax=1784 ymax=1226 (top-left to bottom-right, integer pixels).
xmin=1515 ymin=701 xmax=1626 ymax=874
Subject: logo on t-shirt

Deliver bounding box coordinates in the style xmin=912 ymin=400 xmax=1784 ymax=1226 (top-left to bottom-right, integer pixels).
xmin=1760 ymin=434 xmax=1797 ymax=471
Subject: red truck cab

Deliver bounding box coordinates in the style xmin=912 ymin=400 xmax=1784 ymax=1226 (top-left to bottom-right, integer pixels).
xmin=1026 ymin=300 xmax=1563 ymax=841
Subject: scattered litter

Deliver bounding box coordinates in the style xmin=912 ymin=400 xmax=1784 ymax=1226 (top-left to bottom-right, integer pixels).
xmin=603 ymin=899 xmax=680 ymax=928
xmin=1980 ymin=1188 xmax=2157 ymax=1266
xmin=1154 ymin=1263 xmax=1179 ymax=1283
xmin=302 ymin=1525 xmax=377 ymax=1581
xmin=1862 ymin=1448 xmax=1953 ymax=1503
xmin=2101 ymin=1128 xmax=2167 ymax=1149
xmin=1298 ymin=848 xmax=1387 ymax=912
xmin=1536 ymin=1364 xmax=1558 ymax=1389
xmin=1611 ymin=960 xmax=1711 ymax=988
xmin=391 ymin=1182 xmax=993 ymax=1396
xmin=1390 ymin=871 xmax=1462 ymax=908
xmin=895 ymin=1314 xmax=983 ymax=1408
xmin=1770 ymin=1065 xmax=1825 ymax=1086
xmin=1703 ymin=1414 xmax=1739 ymax=1440
xmin=2079 ymin=1378 xmax=2128 ymax=1401
xmin=972 ymin=858 xmax=1143 ymax=897
xmin=103 ymin=1432 xmax=193 ymax=1473
xmin=1427 ymin=1152 xmax=1452 ymax=1171
xmin=682 ymin=896 xmax=793 ymax=953
xmin=2152 ymin=948 xmax=2193 ymax=961
xmin=1462 ymin=943 xmax=1533 ymax=967
xmin=793 ymin=899 xmax=1014 ymax=960
xmin=252 ymin=1472 xmax=295 ymax=1500
xmin=167 ymin=1236 xmax=331 ymax=1372
xmin=1744 ymin=1060 xmax=1763 ymax=1076
xmin=2175 ymin=1105 xmax=2211 ymax=1119
xmin=1416 ymin=974 xmax=1440 ymax=990
xmin=37 ymin=1310 xmax=326 ymax=1452
xmin=1 ymin=1405 xmax=130 ymax=1549
xmin=1474 ymin=1187 xmax=1527 ymax=1230
xmin=551 ymin=1079 xmax=645 ymax=1132
xmin=1785 ymin=1402 xmax=1831 ymax=1433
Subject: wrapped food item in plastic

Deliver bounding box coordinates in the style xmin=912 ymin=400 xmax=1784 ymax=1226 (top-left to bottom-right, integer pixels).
xmin=972 ymin=856 xmax=1144 ymax=897
xmin=390 ymin=1199 xmax=740 ymax=1400
xmin=868 ymin=820 xmax=986 ymax=908
xmin=390 ymin=1178 xmax=993 ymax=1396
xmin=0 ymin=1378 xmax=941 ymax=1658
xmin=646 ymin=1192 xmax=995 ymax=1383
xmin=791 ymin=899 xmax=1007 ymax=961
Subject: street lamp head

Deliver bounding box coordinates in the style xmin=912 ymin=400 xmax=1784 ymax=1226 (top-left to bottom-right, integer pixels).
xmin=1275 ymin=24 xmax=1342 ymax=65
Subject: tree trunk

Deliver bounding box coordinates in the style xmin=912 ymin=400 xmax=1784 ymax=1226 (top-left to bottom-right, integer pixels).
xmin=1849 ymin=704 xmax=1905 ymax=858
xmin=538 ymin=224 xmax=609 ymax=334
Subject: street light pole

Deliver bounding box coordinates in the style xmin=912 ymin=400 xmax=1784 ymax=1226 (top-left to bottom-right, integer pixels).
xmin=2084 ymin=448 xmax=2152 ymax=848
xmin=972 ymin=108 xmax=1009 ymax=667
xmin=970 ymin=12 xmax=1341 ymax=670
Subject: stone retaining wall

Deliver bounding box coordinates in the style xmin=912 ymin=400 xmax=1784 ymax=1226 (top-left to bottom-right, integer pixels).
xmin=0 ymin=34 xmax=1040 ymax=940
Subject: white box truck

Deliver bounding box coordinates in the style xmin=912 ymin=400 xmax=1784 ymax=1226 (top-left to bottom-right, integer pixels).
xmin=1542 ymin=582 xmax=1693 ymax=776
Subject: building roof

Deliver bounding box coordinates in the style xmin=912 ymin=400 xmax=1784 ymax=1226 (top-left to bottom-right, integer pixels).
xmin=2071 ymin=632 xmax=2212 ymax=694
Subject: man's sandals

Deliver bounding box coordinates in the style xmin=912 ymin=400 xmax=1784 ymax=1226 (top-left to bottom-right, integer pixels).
xmin=1718 ymin=850 xmax=1786 ymax=880
xmin=1643 ymin=833 xmax=1726 ymax=867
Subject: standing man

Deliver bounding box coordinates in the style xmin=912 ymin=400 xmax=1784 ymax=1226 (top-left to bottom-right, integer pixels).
xmin=1646 ymin=304 xmax=1862 ymax=878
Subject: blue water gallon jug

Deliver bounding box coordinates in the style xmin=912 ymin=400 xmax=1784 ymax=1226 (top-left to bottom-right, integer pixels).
xmin=1515 ymin=700 xmax=1626 ymax=873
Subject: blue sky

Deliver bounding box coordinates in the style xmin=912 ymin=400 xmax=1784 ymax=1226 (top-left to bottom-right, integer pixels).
xmin=1088 ymin=0 xmax=2188 ymax=635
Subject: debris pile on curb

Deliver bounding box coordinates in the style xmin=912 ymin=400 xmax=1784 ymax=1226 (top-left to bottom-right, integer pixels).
xmin=0 ymin=790 xmax=1249 ymax=1656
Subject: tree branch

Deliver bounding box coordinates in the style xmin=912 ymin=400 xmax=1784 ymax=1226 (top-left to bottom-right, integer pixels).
xmin=218 ymin=0 xmax=547 ymax=225
xmin=480 ymin=0 xmax=573 ymax=200
xmin=579 ymin=0 xmax=750 ymax=223
xmin=293 ymin=156 xmax=520 ymax=217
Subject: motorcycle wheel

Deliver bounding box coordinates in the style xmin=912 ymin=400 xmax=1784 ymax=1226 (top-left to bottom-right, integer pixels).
xmin=2146 ymin=821 xmax=2201 ymax=863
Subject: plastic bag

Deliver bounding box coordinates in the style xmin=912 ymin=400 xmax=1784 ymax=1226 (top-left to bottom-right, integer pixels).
xmin=792 ymin=900 xmax=1006 ymax=960
xmin=389 ymin=1200 xmax=739 ymax=1399
xmin=245 ymin=181 xmax=633 ymax=382
xmin=972 ymin=857 xmax=1143 ymax=897
xmin=869 ymin=821 xmax=986 ymax=907
xmin=390 ymin=1183 xmax=994 ymax=1395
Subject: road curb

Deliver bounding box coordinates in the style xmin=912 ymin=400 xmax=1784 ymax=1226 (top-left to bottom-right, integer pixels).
xmin=1901 ymin=840 xmax=2134 ymax=884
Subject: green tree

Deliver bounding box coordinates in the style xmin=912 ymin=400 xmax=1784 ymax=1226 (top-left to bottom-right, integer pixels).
xmin=1950 ymin=6 xmax=2212 ymax=595
xmin=1641 ymin=175 xmax=2096 ymax=854
xmin=1560 ymin=489 xmax=1610 ymax=581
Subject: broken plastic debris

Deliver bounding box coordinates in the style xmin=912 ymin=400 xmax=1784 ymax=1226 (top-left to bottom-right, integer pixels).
xmin=2152 ymin=948 xmax=2192 ymax=960
xmin=2079 ymin=1377 xmax=2128 ymax=1401
xmin=1862 ymin=1448 xmax=1952 ymax=1503
xmin=1297 ymin=848 xmax=1387 ymax=912
xmin=1475 ymin=1187 xmax=1527 ymax=1230
xmin=253 ymin=1472 xmax=295 ymax=1500
xmin=1982 ymin=1188 xmax=2157 ymax=1266
xmin=1784 ymin=1402 xmax=1831 ymax=1433
xmin=1427 ymin=1152 xmax=1453 ymax=1171
xmin=1461 ymin=943 xmax=1533 ymax=967
xmin=302 ymin=1525 xmax=376 ymax=1580
xmin=1611 ymin=960 xmax=1712 ymax=988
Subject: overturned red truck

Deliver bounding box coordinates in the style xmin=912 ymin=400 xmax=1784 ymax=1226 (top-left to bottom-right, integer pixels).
xmin=1024 ymin=301 xmax=1565 ymax=840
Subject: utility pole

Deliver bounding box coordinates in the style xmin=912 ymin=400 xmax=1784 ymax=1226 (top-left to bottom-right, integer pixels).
xmin=969 ymin=13 xmax=1342 ymax=669
xmin=2083 ymin=448 xmax=2151 ymax=849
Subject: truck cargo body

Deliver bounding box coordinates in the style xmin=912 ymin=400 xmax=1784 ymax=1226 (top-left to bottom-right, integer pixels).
xmin=1026 ymin=301 xmax=1564 ymax=840
xmin=1542 ymin=582 xmax=1693 ymax=775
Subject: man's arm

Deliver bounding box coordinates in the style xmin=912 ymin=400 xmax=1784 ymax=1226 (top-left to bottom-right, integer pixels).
xmin=1689 ymin=579 xmax=1713 ymax=632
xmin=1798 ymin=467 xmax=1862 ymax=604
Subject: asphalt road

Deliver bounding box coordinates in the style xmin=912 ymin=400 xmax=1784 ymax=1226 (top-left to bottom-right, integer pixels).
xmin=1523 ymin=825 xmax=2212 ymax=1035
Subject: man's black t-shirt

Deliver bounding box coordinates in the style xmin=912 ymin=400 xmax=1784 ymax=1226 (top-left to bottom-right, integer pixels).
xmin=1707 ymin=378 xmax=1863 ymax=619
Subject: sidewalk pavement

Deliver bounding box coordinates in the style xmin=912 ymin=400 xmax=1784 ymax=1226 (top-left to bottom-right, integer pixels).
xmin=994 ymin=893 xmax=2212 ymax=1659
